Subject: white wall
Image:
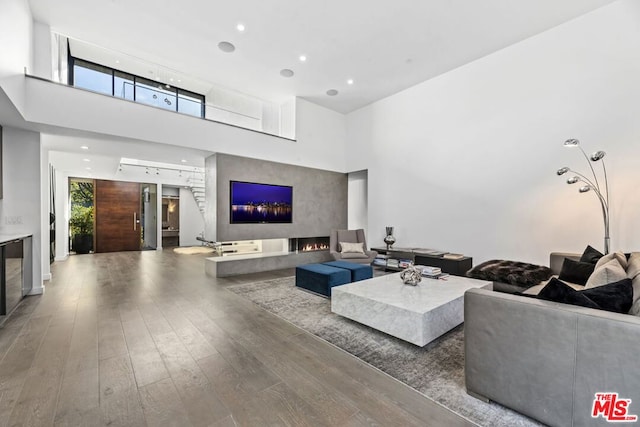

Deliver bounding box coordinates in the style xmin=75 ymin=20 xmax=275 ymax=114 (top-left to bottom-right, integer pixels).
xmin=347 ymin=0 xmax=640 ymax=266
xmin=54 ymin=170 xmax=69 ymax=261
xmin=0 ymin=0 xmax=33 ymax=78
xmin=32 ymin=21 xmax=51 ymax=80
xmin=17 ymin=78 xmax=347 ymax=172
xmin=0 ymin=126 xmax=43 ymax=293
xmin=295 ymin=98 xmax=348 ymax=172
xmin=179 ymin=187 xmax=205 ymax=247
xmin=348 ymin=170 xmax=368 ymax=235
xmin=204 ymin=154 xmax=217 ymax=241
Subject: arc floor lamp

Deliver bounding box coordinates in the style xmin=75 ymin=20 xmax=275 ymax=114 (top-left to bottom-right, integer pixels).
xmin=556 ymin=138 xmax=610 ymax=255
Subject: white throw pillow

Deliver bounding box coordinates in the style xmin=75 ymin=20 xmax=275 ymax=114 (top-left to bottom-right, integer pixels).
xmin=594 ymin=251 xmax=628 ymax=270
xmin=339 ymin=241 xmax=365 ymax=254
xmin=627 ymin=252 xmax=640 ymax=280
xmin=585 ymin=258 xmax=627 ymax=289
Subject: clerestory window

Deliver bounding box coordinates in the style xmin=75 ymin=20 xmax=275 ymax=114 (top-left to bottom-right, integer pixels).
xmin=70 ymin=57 xmax=205 ymax=118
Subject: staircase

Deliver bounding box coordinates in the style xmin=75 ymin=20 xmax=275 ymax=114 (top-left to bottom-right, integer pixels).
xmin=187 ymin=177 xmax=206 ymax=215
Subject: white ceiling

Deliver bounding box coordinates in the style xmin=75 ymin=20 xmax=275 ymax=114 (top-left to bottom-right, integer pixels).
xmin=42 ymin=133 xmax=211 ymax=176
xmin=28 ymin=0 xmax=617 ymax=114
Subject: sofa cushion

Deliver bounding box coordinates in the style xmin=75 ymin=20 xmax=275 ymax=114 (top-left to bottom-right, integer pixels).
xmin=537 ymin=278 xmax=600 ymax=310
xmin=579 ymin=245 xmax=604 ymax=264
xmin=537 ymin=277 xmax=633 ymax=314
xmin=581 ymin=278 xmax=634 ymax=314
xmin=558 ymin=258 xmax=595 ymax=286
xmin=594 ymin=251 xmax=628 ymax=270
xmin=630 ymin=275 xmax=640 ymax=316
xmin=627 ymin=252 xmax=640 ymax=280
xmin=585 ymin=258 xmax=626 ymax=289
xmin=339 ymin=241 xmax=365 ymax=254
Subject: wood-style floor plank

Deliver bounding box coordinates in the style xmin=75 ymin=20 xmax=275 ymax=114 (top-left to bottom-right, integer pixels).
xmin=0 ymin=250 xmax=473 ymax=427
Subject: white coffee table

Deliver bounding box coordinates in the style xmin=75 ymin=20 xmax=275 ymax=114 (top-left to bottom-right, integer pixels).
xmin=331 ymin=272 xmax=492 ymax=346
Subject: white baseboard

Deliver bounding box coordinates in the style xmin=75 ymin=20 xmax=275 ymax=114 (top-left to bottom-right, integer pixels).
xmin=42 ymin=273 xmax=51 ymax=281
xmin=28 ymin=287 xmax=44 ymax=295
xmin=54 ymin=255 xmax=69 ymax=262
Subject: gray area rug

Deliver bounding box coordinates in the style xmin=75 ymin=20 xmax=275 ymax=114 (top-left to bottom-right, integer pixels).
xmin=226 ymin=277 xmax=542 ymax=427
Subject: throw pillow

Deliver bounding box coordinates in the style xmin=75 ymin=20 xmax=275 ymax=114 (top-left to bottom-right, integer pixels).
xmin=627 ymin=252 xmax=640 ymax=280
xmin=581 ymin=278 xmax=633 ymax=314
xmin=537 ymin=278 xmax=600 ymax=310
xmin=594 ymin=251 xmax=628 ymax=270
xmin=536 ymin=277 xmax=633 ymax=314
xmin=558 ymin=258 xmax=596 ymax=286
xmin=580 ymin=245 xmax=604 ymax=264
xmin=629 ymin=274 xmax=640 ymax=316
xmin=585 ymin=258 xmax=627 ymax=289
xmin=339 ymin=241 xmax=365 ymax=254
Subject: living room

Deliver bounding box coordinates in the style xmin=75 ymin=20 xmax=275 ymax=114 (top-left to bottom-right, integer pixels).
xmin=1 ymin=0 xmax=639 ymax=426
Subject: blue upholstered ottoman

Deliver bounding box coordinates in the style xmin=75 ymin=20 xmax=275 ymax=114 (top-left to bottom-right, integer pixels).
xmin=323 ymin=260 xmax=373 ymax=282
xmin=295 ymin=264 xmax=351 ymax=297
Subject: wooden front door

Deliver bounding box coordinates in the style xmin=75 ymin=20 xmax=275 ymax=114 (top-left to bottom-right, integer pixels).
xmin=95 ymin=180 xmax=141 ymax=252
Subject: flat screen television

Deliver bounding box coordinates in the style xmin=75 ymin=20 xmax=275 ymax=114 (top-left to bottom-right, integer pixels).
xmin=230 ymin=181 xmax=293 ymax=223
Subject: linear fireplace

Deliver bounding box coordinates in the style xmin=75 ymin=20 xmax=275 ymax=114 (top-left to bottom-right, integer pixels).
xmin=289 ymin=236 xmax=330 ymax=253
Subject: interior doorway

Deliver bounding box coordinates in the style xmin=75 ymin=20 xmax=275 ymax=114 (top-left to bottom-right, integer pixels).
xmin=161 ymin=186 xmax=180 ymax=247
xmin=141 ymin=184 xmax=158 ymax=250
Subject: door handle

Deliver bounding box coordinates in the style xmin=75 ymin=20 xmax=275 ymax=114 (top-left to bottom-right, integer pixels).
xmin=134 ymin=212 xmax=137 ymax=231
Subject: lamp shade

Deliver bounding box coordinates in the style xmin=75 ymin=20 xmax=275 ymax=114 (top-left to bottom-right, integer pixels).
xmin=566 ymin=176 xmax=579 ymax=184
xmin=579 ymin=186 xmax=591 ymax=193
xmin=590 ymin=151 xmax=606 ymax=161
xmin=557 ymin=167 xmax=570 ymax=175
xmin=564 ymin=139 xmax=580 ymax=147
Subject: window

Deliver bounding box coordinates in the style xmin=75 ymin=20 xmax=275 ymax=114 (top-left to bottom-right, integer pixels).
xmin=70 ymin=56 xmax=205 ymax=118
xmin=114 ymin=71 xmax=134 ymax=100
xmin=178 ymin=89 xmax=205 ymax=117
xmin=72 ymin=60 xmax=112 ymax=96
xmin=135 ymin=77 xmax=177 ymax=112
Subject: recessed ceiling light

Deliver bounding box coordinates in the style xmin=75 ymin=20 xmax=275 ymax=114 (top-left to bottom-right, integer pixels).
xmin=80 ymin=145 xmax=89 ymax=150
xmin=280 ymin=69 xmax=294 ymax=78
xmin=83 ymin=158 xmax=90 ymax=162
xmin=178 ymin=79 xmax=181 ymax=83
xmin=299 ymin=55 xmax=307 ymax=62
xmin=237 ymin=23 xmax=245 ymax=32
xmin=218 ymin=41 xmax=236 ymax=53
xmin=170 ymin=78 xmax=174 ymax=82
xmin=115 ymin=60 xmax=120 ymax=64
xmin=326 ymin=89 xmax=339 ymax=96
xmin=181 ymin=159 xmax=187 ymax=163
xmin=155 ymin=77 xmax=161 ymax=81
xmin=347 ymin=79 xmax=354 ymax=85
xmin=85 ymin=167 xmax=91 ymax=170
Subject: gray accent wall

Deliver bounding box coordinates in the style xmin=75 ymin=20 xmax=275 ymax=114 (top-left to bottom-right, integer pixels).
xmin=210 ymin=153 xmax=347 ymax=242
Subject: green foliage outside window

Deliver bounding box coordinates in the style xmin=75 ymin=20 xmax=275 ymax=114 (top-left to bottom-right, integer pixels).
xmin=69 ymin=181 xmax=94 ymax=237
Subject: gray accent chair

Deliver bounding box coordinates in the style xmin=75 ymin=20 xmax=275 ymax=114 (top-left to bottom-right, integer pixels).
xmin=464 ymin=252 xmax=640 ymax=427
xmin=329 ymin=229 xmax=378 ymax=265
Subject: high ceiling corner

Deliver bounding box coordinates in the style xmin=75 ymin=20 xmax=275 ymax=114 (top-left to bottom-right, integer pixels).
xmin=28 ymin=0 xmax=618 ymax=114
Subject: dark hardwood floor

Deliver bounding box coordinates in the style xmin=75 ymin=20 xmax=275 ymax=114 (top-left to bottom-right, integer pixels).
xmin=0 ymin=250 xmax=473 ymax=426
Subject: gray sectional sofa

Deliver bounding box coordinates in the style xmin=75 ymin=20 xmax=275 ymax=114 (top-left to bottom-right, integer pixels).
xmin=464 ymin=252 xmax=640 ymax=427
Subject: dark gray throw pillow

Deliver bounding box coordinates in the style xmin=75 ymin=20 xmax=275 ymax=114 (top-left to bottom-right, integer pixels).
xmin=536 ymin=277 xmax=633 ymax=314
xmin=537 ymin=278 xmax=600 ymax=310
xmin=581 ymin=278 xmax=633 ymax=314
xmin=580 ymin=245 xmax=604 ymax=264
xmin=558 ymin=258 xmax=596 ymax=286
